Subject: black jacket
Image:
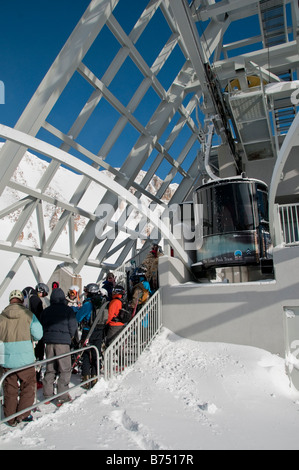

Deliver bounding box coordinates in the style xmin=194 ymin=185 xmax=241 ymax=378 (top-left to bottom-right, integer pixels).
xmin=40 ymin=288 xmax=77 ymax=345
xmin=23 ymin=286 xmax=44 ymax=321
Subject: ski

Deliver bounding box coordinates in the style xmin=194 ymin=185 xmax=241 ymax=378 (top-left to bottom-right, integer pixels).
xmin=131 ymin=298 xmax=139 ymax=319
xmin=72 ymin=301 xmax=109 ymax=369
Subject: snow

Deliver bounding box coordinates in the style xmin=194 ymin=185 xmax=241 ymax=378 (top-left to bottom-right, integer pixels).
xmin=1 ymin=328 xmax=299 ymax=451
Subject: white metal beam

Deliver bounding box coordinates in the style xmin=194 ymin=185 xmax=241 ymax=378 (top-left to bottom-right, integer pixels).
xmin=0 ymin=124 xmax=191 ymax=266
xmin=169 ymin=0 xmax=213 ymax=111
xmin=73 ymin=60 xmax=195 ymax=271
xmin=269 ymin=111 xmax=299 ymax=243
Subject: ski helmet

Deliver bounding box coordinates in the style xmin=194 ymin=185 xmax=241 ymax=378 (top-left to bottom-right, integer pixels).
xmin=131 ymin=265 xmax=147 ymax=284
xmin=69 ymin=285 xmax=79 ymax=293
xmin=99 ymin=287 xmax=108 ymax=298
xmin=9 ymin=289 xmax=24 ymax=303
xmin=36 ymin=283 xmax=49 ymax=296
xmin=112 ymin=285 xmax=126 ymax=297
xmin=84 ymin=283 xmax=100 ymax=295
xmin=22 ymin=286 xmax=34 ymax=297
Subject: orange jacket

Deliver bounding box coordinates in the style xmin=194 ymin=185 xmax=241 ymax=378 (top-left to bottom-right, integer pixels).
xmin=107 ymin=294 xmax=124 ymax=326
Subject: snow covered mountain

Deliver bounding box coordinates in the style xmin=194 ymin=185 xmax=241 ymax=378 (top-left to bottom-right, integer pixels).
xmin=0 ymin=145 xmax=178 ymax=249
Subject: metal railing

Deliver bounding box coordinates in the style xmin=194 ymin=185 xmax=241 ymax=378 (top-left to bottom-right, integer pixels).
xmin=1 ymin=291 xmax=162 ymax=424
xmin=279 ymin=203 xmax=299 ymax=245
xmin=103 ymin=289 xmax=162 ymax=380
xmin=0 ymin=345 xmax=100 ymax=426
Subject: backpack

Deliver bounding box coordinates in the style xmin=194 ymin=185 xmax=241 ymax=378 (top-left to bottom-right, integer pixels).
xmin=111 ymin=297 xmax=132 ymax=324
xmin=134 ymin=282 xmax=150 ymax=305
xmin=115 ymin=308 xmax=132 ymax=324
xmin=90 ymin=295 xmax=109 ymax=327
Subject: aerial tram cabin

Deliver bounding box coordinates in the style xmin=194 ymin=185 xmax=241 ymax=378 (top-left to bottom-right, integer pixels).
xmin=191 ymin=177 xmax=274 ymax=280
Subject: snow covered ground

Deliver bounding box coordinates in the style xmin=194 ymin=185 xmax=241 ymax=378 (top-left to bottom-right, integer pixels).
xmin=1 ymin=328 xmax=299 ymax=451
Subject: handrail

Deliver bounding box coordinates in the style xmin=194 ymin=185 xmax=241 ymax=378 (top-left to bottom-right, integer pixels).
xmin=103 ymin=289 xmax=162 ymax=380
xmin=0 ymin=344 xmax=100 ymax=426
xmin=1 ymin=291 xmax=162 ymax=424
xmin=279 ymin=203 xmax=299 ymax=245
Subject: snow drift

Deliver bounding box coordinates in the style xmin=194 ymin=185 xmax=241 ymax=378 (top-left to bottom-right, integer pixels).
xmin=1 ymin=328 xmax=299 ymax=450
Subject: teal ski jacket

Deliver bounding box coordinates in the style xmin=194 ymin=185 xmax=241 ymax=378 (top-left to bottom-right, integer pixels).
xmin=0 ymin=303 xmax=43 ymax=369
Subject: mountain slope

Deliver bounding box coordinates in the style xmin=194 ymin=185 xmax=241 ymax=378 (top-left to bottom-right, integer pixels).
xmin=0 ymin=145 xmax=178 ymax=249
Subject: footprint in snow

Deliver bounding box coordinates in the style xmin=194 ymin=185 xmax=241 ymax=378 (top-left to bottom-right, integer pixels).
xmin=110 ymin=409 xmax=163 ymax=450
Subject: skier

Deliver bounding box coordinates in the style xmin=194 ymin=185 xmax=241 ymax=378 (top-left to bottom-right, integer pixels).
xmin=142 ymin=244 xmax=163 ymax=291
xmin=0 ymin=290 xmax=43 ymax=426
xmin=22 ymin=285 xmax=46 ymax=386
xmin=106 ymin=285 xmax=127 ymax=346
xmin=41 ymin=288 xmax=78 ymax=406
xmin=130 ymin=266 xmax=152 ymax=313
xmin=66 ymin=285 xmax=82 ymax=353
xmin=36 ymin=282 xmax=50 ymax=308
xmin=102 ymin=272 xmax=116 ymax=301
xmin=66 ymin=285 xmax=81 ymax=309
xmin=22 ymin=286 xmax=44 ymax=318
xmin=75 ymin=283 xmax=108 ymax=388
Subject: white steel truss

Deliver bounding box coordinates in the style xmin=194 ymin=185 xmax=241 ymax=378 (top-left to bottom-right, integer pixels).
xmin=0 ymin=0 xmax=298 ymax=293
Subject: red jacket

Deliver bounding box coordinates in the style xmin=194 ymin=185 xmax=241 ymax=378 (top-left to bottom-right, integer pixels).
xmin=107 ymin=294 xmax=124 ymax=326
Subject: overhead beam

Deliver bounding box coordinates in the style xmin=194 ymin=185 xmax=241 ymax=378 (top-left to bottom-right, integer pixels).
xmin=170 ymin=0 xmax=214 ymax=112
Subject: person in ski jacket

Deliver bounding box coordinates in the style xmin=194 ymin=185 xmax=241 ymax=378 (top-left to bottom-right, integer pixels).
xmin=66 ymin=285 xmax=81 ymax=310
xmin=23 ymin=286 xmax=44 ymax=320
xmin=0 ymin=289 xmax=43 ymax=426
xmin=40 ymin=288 xmax=77 ymax=405
xmin=22 ymin=286 xmax=45 ymax=364
xmin=106 ymin=285 xmax=126 ymax=346
xmin=36 ymin=282 xmax=50 ymax=309
xmin=76 ymin=283 xmax=98 ymax=329
xmin=75 ymin=283 xmax=107 ymax=388
xmin=66 ymin=285 xmax=81 ymax=350
xmin=130 ymin=266 xmax=152 ymax=312
xmin=102 ymin=272 xmax=116 ymax=301
xmin=142 ymin=244 xmax=163 ymax=290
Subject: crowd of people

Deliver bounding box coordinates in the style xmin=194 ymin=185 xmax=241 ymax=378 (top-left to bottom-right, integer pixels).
xmin=0 ymin=244 xmax=163 ymax=427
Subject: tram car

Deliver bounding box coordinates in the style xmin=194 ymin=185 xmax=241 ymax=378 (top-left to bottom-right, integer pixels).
xmin=192 ymin=177 xmax=273 ymax=277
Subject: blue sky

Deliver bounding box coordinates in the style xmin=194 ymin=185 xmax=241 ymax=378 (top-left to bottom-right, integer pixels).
xmin=0 ymin=0 xmax=174 ymax=130
xmin=0 ymin=0 xmax=90 ymax=128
